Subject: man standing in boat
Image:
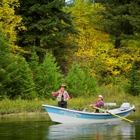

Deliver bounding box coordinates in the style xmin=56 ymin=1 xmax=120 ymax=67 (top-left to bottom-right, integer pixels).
xmin=52 ymin=84 xmax=70 ymax=108
xmin=89 ymin=95 xmax=104 ymax=113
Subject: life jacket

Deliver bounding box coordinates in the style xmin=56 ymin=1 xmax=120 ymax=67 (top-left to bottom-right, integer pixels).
xmin=56 ymin=90 xmax=67 ymax=102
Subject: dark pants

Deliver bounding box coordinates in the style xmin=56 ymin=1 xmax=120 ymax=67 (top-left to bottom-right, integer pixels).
xmin=95 ymin=109 xmax=99 ymax=113
xmin=58 ymin=101 xmax=67 ymax=108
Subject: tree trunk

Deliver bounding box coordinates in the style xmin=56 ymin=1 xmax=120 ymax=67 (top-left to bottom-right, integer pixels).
xmin=115 ymin=38 xmax=121 ymax=48
xmin=35 ymin=37 xmax=40 ymax=47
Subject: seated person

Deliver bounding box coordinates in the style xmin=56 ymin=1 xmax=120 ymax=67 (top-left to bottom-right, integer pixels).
xmin=89 ymin=95 xmax=104 ymax=113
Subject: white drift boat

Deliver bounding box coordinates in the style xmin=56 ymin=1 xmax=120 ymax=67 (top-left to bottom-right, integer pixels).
xmin=42 ymin=102 xmax=136 ymax=124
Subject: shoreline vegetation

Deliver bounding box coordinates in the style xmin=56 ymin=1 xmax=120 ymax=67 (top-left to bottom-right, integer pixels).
xmin=0 ymin=93 xmax=139 ymax=116
xmin=1 ymin=0 xmax=140 ymax=119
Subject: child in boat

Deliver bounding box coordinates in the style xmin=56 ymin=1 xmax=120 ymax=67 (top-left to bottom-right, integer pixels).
xmin=52 ymin=84 xmax=70 ymax=108
xmin=89 ymin=95 xmax=104 ymax=113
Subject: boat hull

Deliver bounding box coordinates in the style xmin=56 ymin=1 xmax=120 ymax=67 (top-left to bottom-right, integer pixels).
xmin=42 ymin=104 xmax=135 ymax=124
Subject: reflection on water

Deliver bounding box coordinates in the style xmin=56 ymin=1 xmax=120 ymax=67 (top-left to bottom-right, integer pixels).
xmin=47 ymin=121 xmax=137 ymax=140
xmin=0 ymin=113 xmax=140 ymax=140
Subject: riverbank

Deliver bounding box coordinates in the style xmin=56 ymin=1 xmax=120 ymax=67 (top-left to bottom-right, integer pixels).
xmin=0 ymin=94 xmax=140 ymax=116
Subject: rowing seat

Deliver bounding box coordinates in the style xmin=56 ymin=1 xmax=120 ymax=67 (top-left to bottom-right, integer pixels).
xmin=104 ymin=103 xmax=116 ymax=110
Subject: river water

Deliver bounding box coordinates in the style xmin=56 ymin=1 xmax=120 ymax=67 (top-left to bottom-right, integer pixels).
xmin=0 ymin=112 xmax=140 ymax=140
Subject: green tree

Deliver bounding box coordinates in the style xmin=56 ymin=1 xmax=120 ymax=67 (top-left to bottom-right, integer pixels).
xmin=0 ymin=29 xmax=12 ymax=97
xmin=6 ymin=56 xmax=37 ymax=99
xmin=127 ymin=61 xmax=140 ymax=96
xmin=82 ymin=66 xmax=98 ymax=96
xmin=65 ymin=63 xmax=98 ymax=97
xmin=28 ymin=50 xmax=41 ymax=96
xmin=29 ymin=50 xmax=40 ymax=73
xmin=96 ymin=0 xmax=140 ymax=48
xmin=16 ymin=0 xmax=77 ymax=70
xmin=65 ymin=64 xmax=85 ymax=97
xmin=29 ymin=53 xmax=63 ymax=98
xmin=0 ymin=29 xmax=36 ymax=99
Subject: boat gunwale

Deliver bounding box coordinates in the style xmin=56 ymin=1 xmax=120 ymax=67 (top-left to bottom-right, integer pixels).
xmin=42 ymin=104 xmax=135 ymax=116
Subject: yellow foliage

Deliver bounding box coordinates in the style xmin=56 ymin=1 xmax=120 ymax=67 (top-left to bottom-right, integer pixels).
xmin=11 ymin=45 xmax=30 ymax=54
xmin=65 ymin=1 xmax=140 ymax=78
xmin=0 ymin=0 xmax=23 ymax=44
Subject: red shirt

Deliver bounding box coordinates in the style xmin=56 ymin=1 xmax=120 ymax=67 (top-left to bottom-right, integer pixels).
xmin=93 ymin=100 xmax=104 ymax=107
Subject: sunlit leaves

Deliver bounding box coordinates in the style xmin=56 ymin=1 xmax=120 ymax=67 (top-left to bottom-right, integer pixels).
xmin=0 ymin=0 xmax=22 ymax=44
xmin=65 ymin=0 xmax=140 ymax=83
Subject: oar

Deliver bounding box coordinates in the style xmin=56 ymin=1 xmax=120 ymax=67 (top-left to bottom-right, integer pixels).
xmin=93 ymin=106 xmax=133 ymax=123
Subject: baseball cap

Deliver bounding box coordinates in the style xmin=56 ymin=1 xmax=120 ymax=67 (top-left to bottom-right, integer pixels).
xmin=98 ymin=95 xmax=103 ymax=98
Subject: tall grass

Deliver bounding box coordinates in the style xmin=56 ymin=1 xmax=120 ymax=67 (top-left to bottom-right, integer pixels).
xmin=0 ymin=99 xmax=53 ymax=115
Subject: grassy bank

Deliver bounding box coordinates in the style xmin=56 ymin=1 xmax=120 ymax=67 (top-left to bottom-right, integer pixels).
xmin=0 ymin=92 xmax=139 ymax=115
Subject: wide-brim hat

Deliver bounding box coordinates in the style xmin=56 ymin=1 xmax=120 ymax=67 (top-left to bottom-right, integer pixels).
xmin=60 ymin=84 xmax=66 ymax=88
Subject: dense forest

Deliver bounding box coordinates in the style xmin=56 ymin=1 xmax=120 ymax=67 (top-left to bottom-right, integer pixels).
xmin=0 ymin=0 xmax=140 ymax=100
